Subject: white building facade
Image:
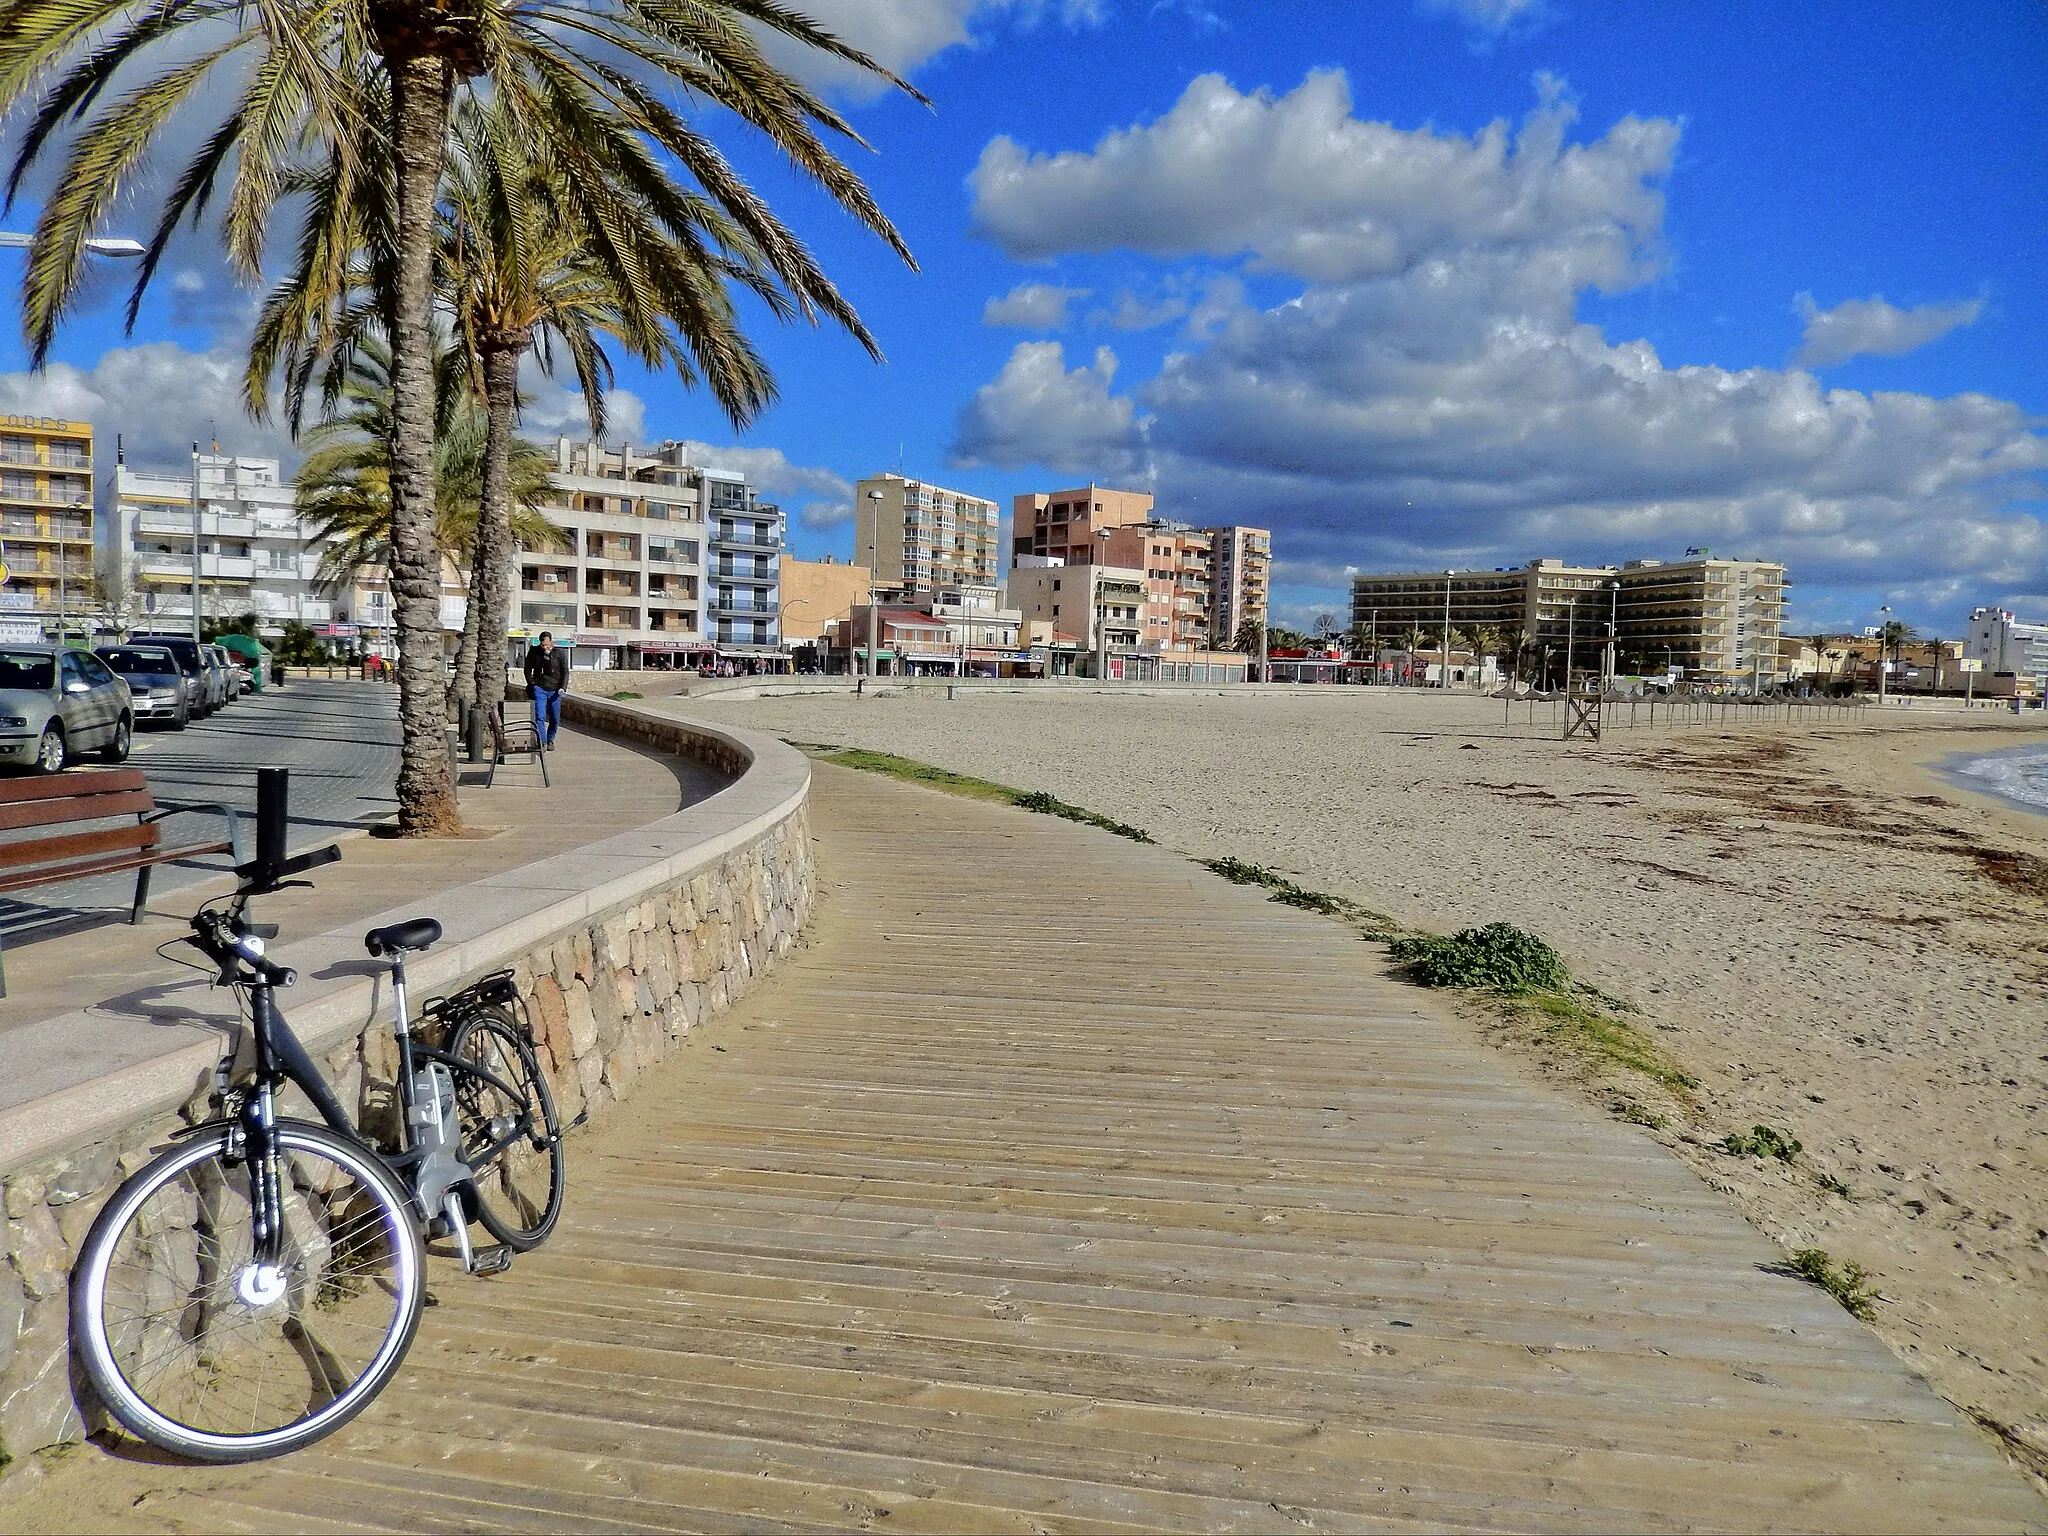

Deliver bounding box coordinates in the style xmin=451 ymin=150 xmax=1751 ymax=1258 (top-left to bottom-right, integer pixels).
xmin=1965 ymin=607 xmax=2048 ymax=689
xmin=111 ymin=453 xmax=332 ymax=634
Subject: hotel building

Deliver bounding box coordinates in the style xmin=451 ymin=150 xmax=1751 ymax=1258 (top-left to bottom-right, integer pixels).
xmin=1349 ymin=555 xmax=1788 ymax=685
xmin=855 ymin=473 xmax=1001 ymax=592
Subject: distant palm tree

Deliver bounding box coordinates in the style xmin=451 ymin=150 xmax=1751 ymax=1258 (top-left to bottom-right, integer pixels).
xmin=297 ymin=339 xmax=563 ymax=609
xmin=1400 ymin=626 xmax=1432 ymax=685
xmin=5 ymin=0 xmax=921 ymax=833
xmin=1466 ymin=625 xmax=1501 ymax=689
xmin=1232 ymin=617 xmax=1265 ymax=654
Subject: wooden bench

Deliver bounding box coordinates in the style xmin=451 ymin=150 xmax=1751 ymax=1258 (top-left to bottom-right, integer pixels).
xmin=0 ymin=771 xmax=245 ymax=996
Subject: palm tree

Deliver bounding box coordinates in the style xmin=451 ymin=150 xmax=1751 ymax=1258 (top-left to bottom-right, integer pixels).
xmin=1466 ymin=625 xmax=1500 ymax=690
xmin=439 ymin=94 xmax=781 ymax=733
xmin=1232 ymin=616 xmax=1264 ymax=655
xmin=3 ymin=0 xmax=921 ymax=834
xmin=1400 ymin=626 xmax=1431 ymax=685
xmin=296 ymin=337 xmax=563 ymax=628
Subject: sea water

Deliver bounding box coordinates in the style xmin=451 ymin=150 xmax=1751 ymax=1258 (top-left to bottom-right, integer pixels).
xmin=1941 ymin=742 xmax=2048 ymax=816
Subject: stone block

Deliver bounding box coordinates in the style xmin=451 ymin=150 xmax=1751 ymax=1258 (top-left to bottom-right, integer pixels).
xmin=530 ymin=975 xmax=572 ymax=1075
xmin=3 ymin=1178 xmax=43 ymax=1223
xmin=7 ymin=1204 xmax=68 ymax=1303
xmin=550 ymin=937 xmax=579 ymax=994
xmin=678 ymin=982 xmax=703 ymax=1031
xmin=564 ymin=983 xmax=600 ymax=1060
xmin=0 ymin=1266 xmax=23 ymax=1377
xmin=49 ymin=1146 xmax=116 ymax=1208
xmin=0 ymin=1297 xmax=82 ymax=1462
xmin=575 ymin=1051 xmax=606 ymax=1114
xmin=572 ymin=930 xmax=595 ymax=983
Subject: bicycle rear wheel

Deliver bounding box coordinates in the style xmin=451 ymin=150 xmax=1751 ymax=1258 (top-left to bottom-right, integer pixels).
xmin=72 ymin=1121 xmax=424 ymax=1462
xmin=449 ymin=1008 xmax=564 ymax=1249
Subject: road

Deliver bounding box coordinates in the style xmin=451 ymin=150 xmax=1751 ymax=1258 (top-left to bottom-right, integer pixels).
xmin=1 ymin=679 xmax=400 ymax=939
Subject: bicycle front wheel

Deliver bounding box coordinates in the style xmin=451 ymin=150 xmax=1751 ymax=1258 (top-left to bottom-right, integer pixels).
xmin=449 ymin=1008 xmax=564 ymax=1249
xmin=72 ymin=1121 xmax=424 ymax=1462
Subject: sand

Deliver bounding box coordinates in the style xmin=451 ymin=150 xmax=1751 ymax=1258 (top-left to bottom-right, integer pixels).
xmin=690 ymin=684 xmax=2048 ymax=1483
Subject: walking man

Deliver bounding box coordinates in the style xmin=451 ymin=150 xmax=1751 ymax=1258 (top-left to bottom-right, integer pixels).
xmin=523 ymin=631 xmax=568 ymax=751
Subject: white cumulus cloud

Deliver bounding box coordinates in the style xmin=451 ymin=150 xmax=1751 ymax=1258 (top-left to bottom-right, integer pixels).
xmin=983 ymin=281 xmax=1090 ymax=329
xmin=951 ymin=73 xmax=2046 ymax=619
xmin=665 ymin=441 xmax=855 ymax=528
xmin=1417 ymin=0 xmax=1550 ymax=38
xmin=754 ymin=0 xmax=1106 ymax=97
xmin=969 ymin=70 xmax=1673 ymax=290
xmin=0 ymin=344 xmax=296 ymax=473
xmin=1794 ymin=292 xmax=1984 ymax=369
xmin=952 ymin=342 xmax=1143 ymax=474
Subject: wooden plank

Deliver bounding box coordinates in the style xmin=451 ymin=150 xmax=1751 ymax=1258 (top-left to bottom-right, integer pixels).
xmin=0 ymin=768 xmax=144 ymax=804
xmin=0 ymin=788 xmax=153 ymax=832
xmin=0 ymin=839 xmax=228 ymax=894
xmin=0 ymin=821 xmax=153 ymax=870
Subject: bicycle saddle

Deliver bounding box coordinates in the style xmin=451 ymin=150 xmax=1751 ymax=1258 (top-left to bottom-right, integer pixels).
xmin=364 ymin=917 xmax=443 ymax=957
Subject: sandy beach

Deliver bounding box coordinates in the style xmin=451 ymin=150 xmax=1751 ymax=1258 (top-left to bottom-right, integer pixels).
xmin=689 ymin=684 xmax=2048 ymax=1483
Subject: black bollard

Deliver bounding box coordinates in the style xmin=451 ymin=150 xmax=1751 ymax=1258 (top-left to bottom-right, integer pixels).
xmin=255 ymin=767 xmax=289 ymax=888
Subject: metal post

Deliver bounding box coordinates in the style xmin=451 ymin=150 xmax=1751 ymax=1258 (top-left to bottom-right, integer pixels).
xmin=255 ymin=767 xmax=289 ymax=886
xmin=1441 ymin=570 xmax=1453 ymax=691
xmin=1876 ymin=605 xmax=1890 ymax=704
xmin=1565 ymin=597 xmax=1577 ymax=694
xmin=866 ymin=596 xmax=879 ymax=681
xmin=190 ymin=443 xmax=204 ymax=643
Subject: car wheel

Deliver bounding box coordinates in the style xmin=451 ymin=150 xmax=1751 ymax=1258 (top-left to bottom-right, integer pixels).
xmin=99 ymin=713 xmax=131 ymax=764
xmin=35 ymin=724 xmax=65 ymax=774
xmin=171 ymin=703 xmax=189 ymax=730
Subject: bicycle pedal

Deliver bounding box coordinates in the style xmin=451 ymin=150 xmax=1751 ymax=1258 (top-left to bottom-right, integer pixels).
xmin=468 ymin=1245 xmax=514 ymax=1276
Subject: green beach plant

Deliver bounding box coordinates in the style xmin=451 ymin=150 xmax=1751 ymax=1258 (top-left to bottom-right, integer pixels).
xmin=1787 ymin=1248 xmax=1879 ymax=1319
xmin=1388 ymin=924 xmax=1571 ymax=993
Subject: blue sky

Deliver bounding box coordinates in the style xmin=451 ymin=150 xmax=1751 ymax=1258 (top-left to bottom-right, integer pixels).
xmin=2 ymin=0 xmax=2044 ymax=636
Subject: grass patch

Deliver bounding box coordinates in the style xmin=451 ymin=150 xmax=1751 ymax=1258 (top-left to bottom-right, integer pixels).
xmin=1200 ymin=857 xmax=1400 ymax=933
xmin=1724 ymin=1124 xmax=1802 ymax=1163
xmin=1819 ymin=1174 xmax=1853 ymax=1198
xmin=1384 ymin=922 xmax=1697 ymax=1101
xmin=608 ymin=689 xmax=644 ymax=700
xmin=1013 ymin=790 xmax=1153 ymax=843
xmin=800 ymin=744 xmax=1153 ymax=838
xmin=1787 ymin=1247 xmax=1879 ymax=1320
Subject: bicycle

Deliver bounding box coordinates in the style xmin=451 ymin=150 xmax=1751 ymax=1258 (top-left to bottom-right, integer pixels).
xmin=69 ymin=844 xmax=566 ymax=1462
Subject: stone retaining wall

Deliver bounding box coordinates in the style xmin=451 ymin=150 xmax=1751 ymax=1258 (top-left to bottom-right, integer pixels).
xmin=0 ymin=708 xmax=812 ymax=1473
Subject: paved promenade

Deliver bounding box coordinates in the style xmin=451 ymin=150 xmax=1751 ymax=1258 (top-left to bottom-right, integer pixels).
xmin=7 ymin=764 xmax=2040 ymax=1531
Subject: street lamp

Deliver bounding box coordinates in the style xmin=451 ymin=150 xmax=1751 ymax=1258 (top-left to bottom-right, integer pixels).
xmin=863 ymin=489 xmax=884 ymax=680
xmin=1603 ymin=578 xmax=1620 ymax=693
xmin=1440 ymin=569 xmax=1454 ymax=691
xmin=1564 ymin=594 xmax=1578 ymax=693
xmin=1876 ymin=604 xmax=1891 ymax=703
xmin=0 ymin=233 xmax=144 ymax=256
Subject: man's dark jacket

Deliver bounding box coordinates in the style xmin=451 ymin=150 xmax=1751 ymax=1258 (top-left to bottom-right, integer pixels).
xmin=523 ymin=646 xmax=569 ymax=691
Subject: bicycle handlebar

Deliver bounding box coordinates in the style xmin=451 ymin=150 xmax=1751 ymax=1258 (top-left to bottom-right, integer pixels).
xmin=234 ymin=842 xmax=342 ymax=894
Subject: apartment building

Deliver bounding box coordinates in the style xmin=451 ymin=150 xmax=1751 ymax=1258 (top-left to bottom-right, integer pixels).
xmin=1965 ymin=607 xmax=2048 ymax=691
xmin=1010 ymin=483 xmax=1156 ymax=567
xmin=855 ymin=472 xmax=1001 ymax=592
xmin=0 ymin=414 xmax=93 ymax=633
xmin=1004 ymin=559 xmax=1145 ymax=653
xmin=527 ymin=438 xmax=781 ymax=667
xmin=1208 ymin=525 xmax=1271 ymax=647
xmin=1349 ymin=555 xmax=1788 ymax=684
xmin=1100 ymin=522 xmax=1213 ymax=650
xmin=111 ymin=452 xmax=336 ymax=635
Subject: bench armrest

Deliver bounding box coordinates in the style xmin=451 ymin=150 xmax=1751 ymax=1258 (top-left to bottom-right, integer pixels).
xmin=144 ymin=801 xmax=246 ymax=867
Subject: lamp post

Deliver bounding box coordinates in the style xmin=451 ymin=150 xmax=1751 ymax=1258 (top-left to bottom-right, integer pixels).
xmin=1440 ymin=569 xmax=1454 ymax=691
xmin=189 ymin=442 xmax=204 ymax=644
xmin=1564 ymin=595 xmax=1578 ymax=693
xmin=1603 ymin=578 xmax=1620 ymax=692
xmin=864 ymin=489 xmax=883 ymax=680
xmin=1876 ymin=604 xmax=1891 ymax=703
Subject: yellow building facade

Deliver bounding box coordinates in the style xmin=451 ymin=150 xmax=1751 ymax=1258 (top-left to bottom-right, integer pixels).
xmin=0 ymin=414 xmax=94 ymax=623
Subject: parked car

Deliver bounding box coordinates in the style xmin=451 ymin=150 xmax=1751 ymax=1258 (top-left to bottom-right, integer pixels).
xmin=0 ymin=645 xmax=132 ymax=772
xmin=227 ymin=661 xmax=253 ymax=697
xmin=94 ymin=644 xmax=191 ymax=729
xmin=128 ymin=635 xmax=216 ymax=716
xmin=201 ymin=645 xmax=234 ymax=707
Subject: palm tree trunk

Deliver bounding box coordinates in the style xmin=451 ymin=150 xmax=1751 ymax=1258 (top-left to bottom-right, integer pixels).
xmin=387 ymin=52 xmax=460 ymax=836
xmin=470 ymin=340 xmax=521 ymax=732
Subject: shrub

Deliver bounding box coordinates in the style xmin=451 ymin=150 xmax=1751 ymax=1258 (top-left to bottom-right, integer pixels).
xmin=1387 ymin=923 xmax=1571 ymax=994
xmin=1788 ymin=1247 xmax=1879 ymax=1320
xmin=1723 ymin=1125 xmax=1801 ymax=1162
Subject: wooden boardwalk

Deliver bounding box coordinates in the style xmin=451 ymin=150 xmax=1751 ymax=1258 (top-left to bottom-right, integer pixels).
xmin=13 ymin=765 xmax=2042 ymax=1532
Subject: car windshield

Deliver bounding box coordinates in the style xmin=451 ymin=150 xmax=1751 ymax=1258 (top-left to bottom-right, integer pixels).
xmin=99 ymin=648 xmax=175 ymax=676
xmin=0 ymin=652 xmax=54 ymax=690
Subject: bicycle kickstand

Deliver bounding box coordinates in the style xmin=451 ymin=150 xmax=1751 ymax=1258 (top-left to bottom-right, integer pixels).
xmin=442 ymin=1191 xmax=515 ymax=1276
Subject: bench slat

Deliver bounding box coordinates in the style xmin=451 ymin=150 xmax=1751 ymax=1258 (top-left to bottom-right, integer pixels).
xmin=0 ymin=790 xmax=155 ymax=833
xmin=0 ymin=822 xmax=156 ymax=871
xmin=0 ymin=839 xmax=233 ymax=897
xmin=0 ymin=770 xmax=146 ymax=805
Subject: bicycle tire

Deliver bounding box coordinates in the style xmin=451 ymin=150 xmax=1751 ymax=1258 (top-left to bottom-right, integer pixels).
xmin=72 ymin=1120 xmax=424 ymax=1463
xmin=448 ymin=1007 xmax=564 ymax=1249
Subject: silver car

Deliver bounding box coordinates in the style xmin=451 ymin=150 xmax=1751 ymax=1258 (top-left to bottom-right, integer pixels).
xmin=95 ymin=644 xmax=192 ymax=729
xmin=0 ymin=645 xmax=132 ymax=773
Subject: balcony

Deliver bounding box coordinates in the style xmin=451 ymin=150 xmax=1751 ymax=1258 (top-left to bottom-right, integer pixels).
xmin=714 ymin=595 xmax=776 ymax=615
xmin=713 ymin=563 xmax=776 ymax=585
xmin=138 ymin=511 xmax=258 ymax=539
xmin=710 ymin=527 xmax=781 ymax=553
xmin=587 ymin=578 xmax=641 ymax=600
xmin=0 ymin=486 xmax=91 ymax=509
xmin=141 ymin=554 xmax=256 ymax=580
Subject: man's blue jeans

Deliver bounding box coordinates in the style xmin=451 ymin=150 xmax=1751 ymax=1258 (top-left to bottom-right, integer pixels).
xmin=531 ymin=685 xmax=562 ymax=746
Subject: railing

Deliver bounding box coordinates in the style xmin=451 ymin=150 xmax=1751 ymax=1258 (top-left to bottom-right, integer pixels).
xmin=0 ymin=487 xmax=91 ymax=508
xmin=711 ymin=529 xmax=781 ymax=553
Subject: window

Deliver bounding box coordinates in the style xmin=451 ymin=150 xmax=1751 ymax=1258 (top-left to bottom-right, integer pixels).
xmin=1051 ymin=578 xmax=1061 ymax=592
